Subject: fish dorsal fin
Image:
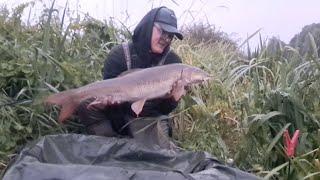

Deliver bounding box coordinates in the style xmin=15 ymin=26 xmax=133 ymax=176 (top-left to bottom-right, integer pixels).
xmin=131 ymin=99 xmax=146 ymax=116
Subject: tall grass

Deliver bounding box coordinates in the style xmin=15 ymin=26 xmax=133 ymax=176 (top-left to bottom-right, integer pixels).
xmin=0 ymin=2 xmax=127 ymax=175
xmin=171 ymin=25 xmax=320 ymax=179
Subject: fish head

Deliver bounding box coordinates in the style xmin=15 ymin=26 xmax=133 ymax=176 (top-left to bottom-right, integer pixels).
xmin=181 ymin=66 xmax=211 ymax=85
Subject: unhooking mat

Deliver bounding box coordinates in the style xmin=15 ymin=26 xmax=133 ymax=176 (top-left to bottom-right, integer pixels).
xmin=3 ymin=134 xmax=260 ymax=180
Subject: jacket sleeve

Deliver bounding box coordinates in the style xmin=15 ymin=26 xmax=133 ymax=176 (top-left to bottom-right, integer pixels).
xmin=103 ymin=45 xmax=127 ymax=80
xmin=138 ymin=98 xmax=175 ymax=117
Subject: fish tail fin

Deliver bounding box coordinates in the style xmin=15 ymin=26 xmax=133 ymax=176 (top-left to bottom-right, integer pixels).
xmin=45 ymin=90 xmax=78 ymax=123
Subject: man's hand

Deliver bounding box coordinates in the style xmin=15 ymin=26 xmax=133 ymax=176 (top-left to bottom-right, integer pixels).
xmin=170 ymin=79 xmax=187 ymax=102
xmin=87 ymin=96 xmax=120 ymax=110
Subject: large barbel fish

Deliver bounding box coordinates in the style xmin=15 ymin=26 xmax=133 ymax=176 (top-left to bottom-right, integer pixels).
xmin=45 ymin=64 xmax=211 ymax=123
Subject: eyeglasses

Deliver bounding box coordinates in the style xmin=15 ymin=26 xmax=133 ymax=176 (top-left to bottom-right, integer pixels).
xmin=154 ymin=23 xmax=174 ymax=42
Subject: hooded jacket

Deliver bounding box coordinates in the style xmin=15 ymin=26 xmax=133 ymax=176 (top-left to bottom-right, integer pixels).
xmin=104 ymin=7 xmax=182 ymax=79
xmin=102 ymin=7 xmax=182 ymax=134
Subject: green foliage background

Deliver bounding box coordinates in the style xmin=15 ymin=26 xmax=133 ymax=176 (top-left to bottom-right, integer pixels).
xmin=0 ymin=2 xmax=320 ymax=179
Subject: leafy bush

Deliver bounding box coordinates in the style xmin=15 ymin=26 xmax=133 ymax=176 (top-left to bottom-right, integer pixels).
xmin=0 ymin=2 xmax=128 ymax=174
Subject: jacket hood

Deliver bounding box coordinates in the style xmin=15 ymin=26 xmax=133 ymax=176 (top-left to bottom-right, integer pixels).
xmin=132 ymin=7 xmax=170 ymax=67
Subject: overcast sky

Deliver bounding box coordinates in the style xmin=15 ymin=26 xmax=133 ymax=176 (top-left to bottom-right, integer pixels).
xmin=2 ymin=0 xmax=320 ymax=46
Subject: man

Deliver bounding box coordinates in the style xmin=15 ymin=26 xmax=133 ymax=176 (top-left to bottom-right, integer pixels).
xmin=77 ymin=6 xmax=184 ymax=142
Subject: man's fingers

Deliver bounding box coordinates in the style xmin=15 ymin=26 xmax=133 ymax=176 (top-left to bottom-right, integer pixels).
xmin=87 ymin=95 xmax=122 ymax=110
xmin=171 ymin=79 xmax=187 ymax=101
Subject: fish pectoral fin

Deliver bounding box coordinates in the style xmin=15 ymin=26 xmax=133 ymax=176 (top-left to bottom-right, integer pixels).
xmin=131 ymin=99 xmax=146 ymax=116
xmin=171 ymin=79 xmax=187 ymax=101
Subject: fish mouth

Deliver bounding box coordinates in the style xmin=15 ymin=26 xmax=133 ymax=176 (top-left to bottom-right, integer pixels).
xmin=201 ymin=75 xmax=212 ymax=86
xmin=192 ymin=75 xmax=211 ymax=84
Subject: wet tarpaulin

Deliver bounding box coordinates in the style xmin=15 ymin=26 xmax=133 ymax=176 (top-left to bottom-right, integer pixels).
xmin=3 ymin=134 xmax=259 ymax=180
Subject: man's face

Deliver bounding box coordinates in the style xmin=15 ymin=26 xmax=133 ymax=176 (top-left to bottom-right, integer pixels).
xmin=151 ymin=23 xmax=174 ymax=54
